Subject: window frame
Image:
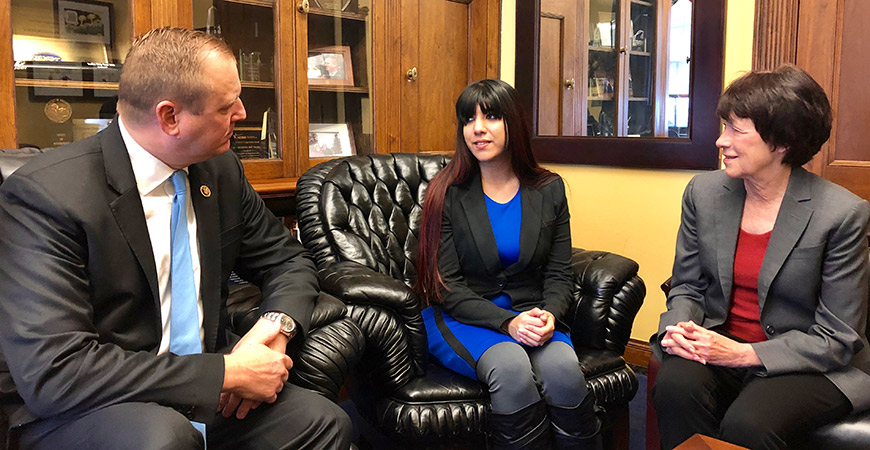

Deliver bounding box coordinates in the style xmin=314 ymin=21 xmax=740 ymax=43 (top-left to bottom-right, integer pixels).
xmin=513 ymin=0 xmax=726 ymax=170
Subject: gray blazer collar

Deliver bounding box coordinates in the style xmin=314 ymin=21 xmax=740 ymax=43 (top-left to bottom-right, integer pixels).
xmin=759 ymin=167 xmax=813 ymax=307
xmin=715 ymin=167 xmax=813 ymax=309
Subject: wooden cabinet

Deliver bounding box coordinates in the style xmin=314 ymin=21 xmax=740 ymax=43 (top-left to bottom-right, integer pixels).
xmin=538 ymin=0 xmax=668 ymax=138
xmin=0 ymin=0 xmax=500 ymax=200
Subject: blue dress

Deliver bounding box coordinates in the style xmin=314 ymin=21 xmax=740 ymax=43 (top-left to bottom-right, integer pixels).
xmin=421 ymin=190 xmax=572 ymax=380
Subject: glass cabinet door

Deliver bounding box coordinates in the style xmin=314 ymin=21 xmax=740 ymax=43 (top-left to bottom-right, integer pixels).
xmin=587 ymin=0 xmax=619 ymax=137
xmin=587 ymin=0 xmax=657 ymax=137
xmin=193 ymin=0 xmax=279 ymax=161
xmin=626 ymin=0 xmax=655 ymax=137
xmin=537 ymin=0 xmax=661 ymax=138
xmin=304 ymin=0 xmax=373 ymax=168
xmin=11 ymin=0 xmax=131 ymax=149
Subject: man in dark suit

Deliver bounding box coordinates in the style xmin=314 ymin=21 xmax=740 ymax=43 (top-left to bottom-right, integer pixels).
xmin=0 ymin=27 xmax=351 ymax=449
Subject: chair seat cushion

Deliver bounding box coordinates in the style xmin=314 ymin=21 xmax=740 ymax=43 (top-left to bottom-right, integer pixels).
xmin=388 ymin=363 xmax=487 ymax=403
xmin=376 ymin=364 xmax=488 ymax=441
xmin=577 ymin=348 xmax=631 ymax=376
xmin=800 ymin=410 xmax=870 ymax=450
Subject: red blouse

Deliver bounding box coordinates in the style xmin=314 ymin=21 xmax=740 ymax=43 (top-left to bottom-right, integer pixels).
xmin=724 ymin=228 xmax=771 ymax=343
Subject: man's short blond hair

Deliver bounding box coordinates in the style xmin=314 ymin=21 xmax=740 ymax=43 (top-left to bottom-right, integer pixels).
xmin=117 ymin=27 xmax=234 ymax=125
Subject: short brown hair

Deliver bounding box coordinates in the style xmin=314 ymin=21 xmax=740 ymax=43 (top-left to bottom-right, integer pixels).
xmin=117 ymin=27 xmax=234 ymax=125
xmin=716 ymin=65 xmax=832 ymax=167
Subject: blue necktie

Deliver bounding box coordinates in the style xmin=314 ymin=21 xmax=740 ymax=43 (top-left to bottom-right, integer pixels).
xmin=169 ymin=170 xmax=207 ymax=444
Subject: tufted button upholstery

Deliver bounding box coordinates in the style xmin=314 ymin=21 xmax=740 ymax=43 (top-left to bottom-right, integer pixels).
xmin=297 ymin=154 xmax=646 ymax=448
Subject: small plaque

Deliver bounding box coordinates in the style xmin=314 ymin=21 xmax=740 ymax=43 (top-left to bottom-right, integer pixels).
xmin=45 ymin=98 xmax=72 ymax=123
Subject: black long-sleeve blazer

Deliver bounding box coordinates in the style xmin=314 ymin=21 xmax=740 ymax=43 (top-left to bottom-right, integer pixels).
xmin=0 ymin=120 xmax=319 ymax=426
xmin=436 ymin=170 xmax=574 ymax=333
xmin=653 ymin=167 xmax=870 ymax=411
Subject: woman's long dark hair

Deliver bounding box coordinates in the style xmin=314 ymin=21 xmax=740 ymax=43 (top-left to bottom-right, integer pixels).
xmin=415 ymin=79 xmax=558 ymax=304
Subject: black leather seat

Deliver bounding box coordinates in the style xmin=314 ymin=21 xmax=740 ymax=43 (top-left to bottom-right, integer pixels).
xmin=296 ymin=153 xmax=646 ymax=448
xmin=0 ymin=147 xmax=366 ymax=450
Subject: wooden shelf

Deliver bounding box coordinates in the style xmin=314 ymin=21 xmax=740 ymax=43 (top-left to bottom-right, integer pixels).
xmin=589 ymin=46 xmax=617 ymax=53
xmin=241 ymin=81 xmax=275 ymax=89
xmin=14 ymin=79 xmax=118 ymax=90
xmin=224 ymin=0 xmax=274 ymax=8
xmin=629 ymin=97 xmax=650 ymax=102
xmin=589 ymin=94 xmax=614 ymax=101
xmin=631 ymin=0 xmax=653 ymax=6
xmin=309 ymin=7 xmax=369 ymax=21
xmin=309 ymin=85 xmax=369 ymax=94
xmin=629 ymin=50 xmax=651 ymax=56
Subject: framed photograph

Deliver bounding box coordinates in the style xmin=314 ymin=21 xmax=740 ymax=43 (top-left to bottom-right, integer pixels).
xmin=309 ymin=123 xmax=355 ymax=158
xmin=307 ymin=46 xmax=355 ymax=87
xmin=55 ymin=0 xmax=114 ymax=46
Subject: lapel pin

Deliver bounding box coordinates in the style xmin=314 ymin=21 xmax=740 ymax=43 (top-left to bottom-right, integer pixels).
xmin=200 ymin=185 xmax=212 ymax=198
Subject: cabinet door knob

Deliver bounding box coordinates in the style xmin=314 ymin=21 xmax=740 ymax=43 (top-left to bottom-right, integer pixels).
xmin=564 ymin=78 xmax=575 ymax=90
xmin=297 ymin=0 xmax=310 ymax=13
xmin=406 ymin=67 xmax=418 ymax=82
xmin=619 ymin=47 xmax=626 ymax=54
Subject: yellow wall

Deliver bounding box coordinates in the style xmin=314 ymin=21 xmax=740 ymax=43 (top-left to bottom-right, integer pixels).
xmin=500 ymin=0 xmax=756 ymax=340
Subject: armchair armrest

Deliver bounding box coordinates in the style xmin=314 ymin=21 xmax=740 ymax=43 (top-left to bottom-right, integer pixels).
xmin=567 ymin=249 xmax=645 ymax=355
xmin=225 ymin=285 xmax=365 ymax=402
xmin=319 ymin=261 xmax=428 ymax=391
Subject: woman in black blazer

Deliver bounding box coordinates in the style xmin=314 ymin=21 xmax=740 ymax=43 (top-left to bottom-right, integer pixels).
xmin=416 ymin=79 xmax=601 ymax=450
xmin=652 ymin=66 xmax=870 ymax=449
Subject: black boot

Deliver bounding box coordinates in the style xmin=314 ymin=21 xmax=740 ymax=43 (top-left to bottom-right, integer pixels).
xmin=487 ymin=400 xmax=551 ymax=450
xmin=547 ymin=394 xmax=603 ymax=450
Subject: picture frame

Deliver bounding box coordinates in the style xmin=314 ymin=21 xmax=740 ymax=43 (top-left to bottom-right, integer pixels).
xmin=55 ymin=0 xmax=114 ymax=46
xmin=309 ymin=123 xmax=355 ymax=158
xmin=307 ymin=46 xmax=355 ymax=87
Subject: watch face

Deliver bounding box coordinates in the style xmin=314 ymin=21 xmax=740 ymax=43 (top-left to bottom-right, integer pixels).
xmin=280 ymin=316 xmax=294 ymax=331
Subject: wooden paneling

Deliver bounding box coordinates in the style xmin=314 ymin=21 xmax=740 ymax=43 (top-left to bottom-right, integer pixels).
xmin=752 ymin=0 xmax=799 ymax=70
xmin=540 ymin=0 xmax=581 ymax=136
xmin=625 ymin=338 xmax=653 ymax=368
xmin=150 ymin=0 xmax=192 ymax=28
xmin=418 ymin=0 xmax=469 ymax=152
xmin=538 ymin=13 xmax=564 ymax=136
xmin=399 ymin=0 xmax=500 ymax=154
xmin=0 ymin=0 xmax=16 ymax=148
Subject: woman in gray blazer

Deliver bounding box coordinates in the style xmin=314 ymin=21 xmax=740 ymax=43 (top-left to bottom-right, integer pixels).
xmin=651 ymin=65 xmax=870 ymax=450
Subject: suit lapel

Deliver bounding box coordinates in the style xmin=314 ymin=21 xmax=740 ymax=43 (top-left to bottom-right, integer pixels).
xmin=507 ymin=185 xmax=542 ymax=274
xmin=758 ymin=168 xmax=813 ymax=309
xmin=189 ymin=165 xmax=221 ymax=353
xmin=102 ymin=121 xmax=162 ymax=326
xmin=458 ymin=173 xmax=502 ymax=276
xmin=715 ymin=177 xmax=745 ymax=303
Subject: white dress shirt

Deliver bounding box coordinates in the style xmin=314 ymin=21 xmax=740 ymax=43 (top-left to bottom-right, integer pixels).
xmin=118 ymin=117 xmax=205 ymax=355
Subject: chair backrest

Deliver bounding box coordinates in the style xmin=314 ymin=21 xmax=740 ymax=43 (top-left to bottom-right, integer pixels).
xmin=0 ymin=147 xmax=46 ymax=186
xmin=297 ymin=153 xmax=450 ymax=286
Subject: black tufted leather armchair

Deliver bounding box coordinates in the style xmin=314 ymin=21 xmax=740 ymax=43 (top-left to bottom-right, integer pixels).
xmin=296 ymin=153 xmax=646 ymax=449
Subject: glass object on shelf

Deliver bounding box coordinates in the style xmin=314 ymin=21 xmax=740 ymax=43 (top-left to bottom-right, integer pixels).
xmin=11 ymin=0 xmax=131 ymax=148
xmin=306 ymin=6 xmax=373 ymax=159
xmin=627 ymin=0 xmax=656 ymax=137
xmin=194 ymin=0 xmax=279 ymax=160
xmin=589 ymin=0 xmax=618 ymax=49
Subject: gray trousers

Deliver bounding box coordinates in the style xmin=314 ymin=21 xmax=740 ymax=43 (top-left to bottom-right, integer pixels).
xmin=16 ymin=382 xmax=352 ymax=450
xmin=477 ymin=340 xmax=588 ymax=414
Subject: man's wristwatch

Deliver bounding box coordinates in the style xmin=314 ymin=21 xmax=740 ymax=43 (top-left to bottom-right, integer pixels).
xmin=262 ymin=311 xmax=297 ymax=340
